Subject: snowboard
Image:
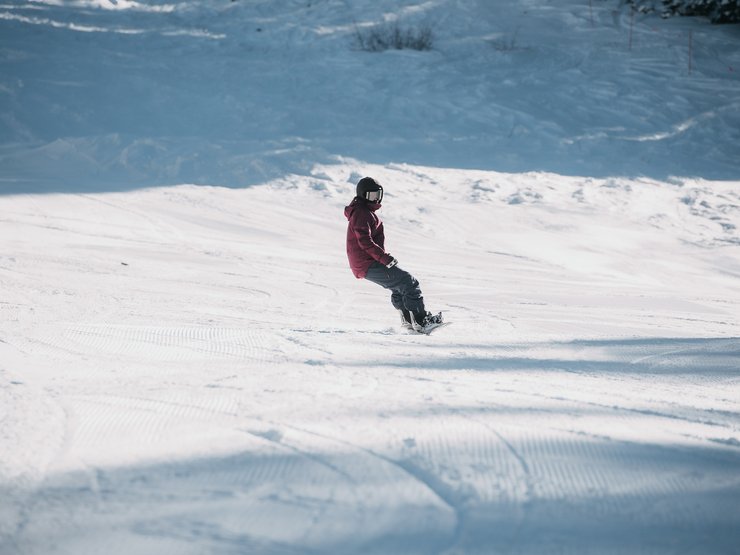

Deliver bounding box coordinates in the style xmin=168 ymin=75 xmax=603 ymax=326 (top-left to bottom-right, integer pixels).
xmin=414 ymin=321 xmax=451 ymax=335
xmin=408 ymin=312 xmax=449 ymax=335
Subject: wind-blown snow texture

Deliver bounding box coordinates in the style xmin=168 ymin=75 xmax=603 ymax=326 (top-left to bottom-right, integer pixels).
xmin=1 ymin=1 xmax=740 ymax=555
xmin=1 ymin=0 xmax=740 ymax=189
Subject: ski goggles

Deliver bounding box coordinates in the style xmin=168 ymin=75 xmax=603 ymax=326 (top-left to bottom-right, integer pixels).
xmin=364 ymin=188 xmax=383 ymax=202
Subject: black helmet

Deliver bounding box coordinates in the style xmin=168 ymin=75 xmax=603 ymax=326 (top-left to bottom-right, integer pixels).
xmin=356 ymin=176 xmax=383 ymax=203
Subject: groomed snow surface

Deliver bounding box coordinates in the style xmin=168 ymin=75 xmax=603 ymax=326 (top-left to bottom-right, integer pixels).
xmin=1 ymin=1 xmax=740 ymax=555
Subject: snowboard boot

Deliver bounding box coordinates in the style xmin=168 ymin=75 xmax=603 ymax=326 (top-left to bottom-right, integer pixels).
xmin=398 ymin=309 xmax=413 ymax=329
xmin=411 ymin=310 xmax=443 ymax=333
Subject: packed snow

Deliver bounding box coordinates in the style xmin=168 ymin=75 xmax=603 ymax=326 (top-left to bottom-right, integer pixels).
xmin=1 ymin=1 xmax=739 ymax=554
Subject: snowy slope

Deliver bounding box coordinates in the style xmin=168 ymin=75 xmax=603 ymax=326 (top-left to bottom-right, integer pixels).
xmin=2 ymin=1 xmax=740 ymax=554
xmin=2 ymin=162 xmax=740 ymax=554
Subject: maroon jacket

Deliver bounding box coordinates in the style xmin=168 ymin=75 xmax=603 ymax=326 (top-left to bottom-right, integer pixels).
xmin=344 ymin=198 xmax=394 ymax=278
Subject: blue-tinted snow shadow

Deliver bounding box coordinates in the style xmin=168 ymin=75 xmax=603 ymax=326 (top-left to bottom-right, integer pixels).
xmin=339 ymin=336 xmax=740 ymax=376
xmin=3 ymin=132 xmax=736 ymax=196
xmin=2 ymin=1 xmax=739 ymax=195
xmin=3 ymin=431 xmax=739 ymax=555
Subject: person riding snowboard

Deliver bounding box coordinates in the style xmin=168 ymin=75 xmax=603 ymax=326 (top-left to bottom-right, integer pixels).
xmin=344 ymin=176 xmax=443 ymax=333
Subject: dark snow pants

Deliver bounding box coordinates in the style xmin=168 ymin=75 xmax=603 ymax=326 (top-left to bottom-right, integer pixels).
xmin=364 ymin=262 xmax=425 ymax=314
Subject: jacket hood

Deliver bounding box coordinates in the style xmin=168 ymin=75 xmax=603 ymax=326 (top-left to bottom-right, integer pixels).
xmin=344 ymin=198 xmax=359 ymax=220
xmin=344 ymin=197 xmax=380 ymax=220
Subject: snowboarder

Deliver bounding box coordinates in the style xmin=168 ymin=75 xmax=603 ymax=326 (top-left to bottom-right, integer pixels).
xmin=344 ymin=176 xmax=443 ymax=333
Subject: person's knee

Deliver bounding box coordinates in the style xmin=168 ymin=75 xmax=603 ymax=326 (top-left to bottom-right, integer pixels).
xmin=404 ymin=273 xmax=420 ymax=291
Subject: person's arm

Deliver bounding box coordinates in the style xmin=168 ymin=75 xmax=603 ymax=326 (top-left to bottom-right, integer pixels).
xmin=350 ymin=211 xmax=394 ymax=266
